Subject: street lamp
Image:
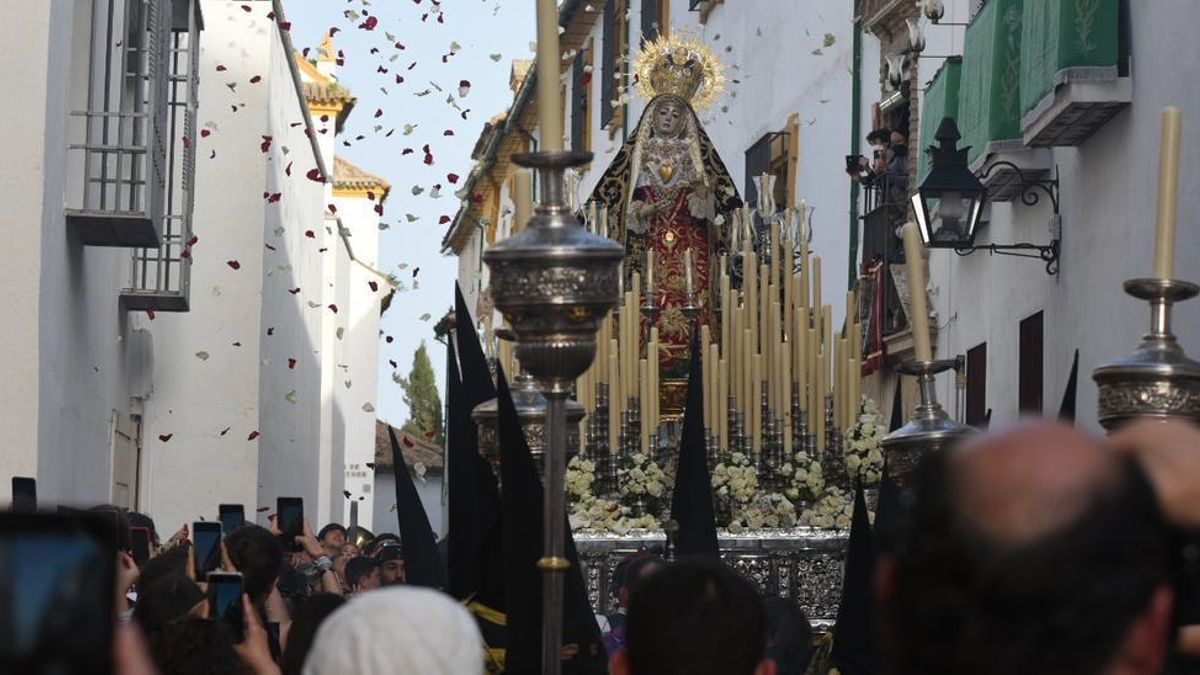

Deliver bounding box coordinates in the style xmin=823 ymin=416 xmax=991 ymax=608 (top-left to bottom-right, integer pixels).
xmin=910 ymin=117 xmax=986 ymax=249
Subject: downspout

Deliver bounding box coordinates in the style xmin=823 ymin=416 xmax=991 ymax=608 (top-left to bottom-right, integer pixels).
xmin=271 ymin=0 xmax=396 ymax=289
xmin=847 ymin=3 xmax=864 ymax=290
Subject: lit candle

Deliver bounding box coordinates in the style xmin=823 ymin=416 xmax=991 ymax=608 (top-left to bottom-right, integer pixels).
xmin=514 ymin=169 xmax=532 ymax=233
xmin=1154 ymin=107 xmax=1183 ymax=280
xmin=901 ymin=222 xmax=933 ymax=361
xmin=535 ymin=0 xmax=563 ymax=151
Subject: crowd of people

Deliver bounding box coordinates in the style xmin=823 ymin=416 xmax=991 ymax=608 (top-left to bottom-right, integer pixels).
xmin=10 ymin=418 xmax=1200 ymax=674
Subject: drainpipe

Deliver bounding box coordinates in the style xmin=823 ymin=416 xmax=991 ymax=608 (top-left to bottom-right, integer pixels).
xmin=848 ymin=6 xmax=864 ymax=290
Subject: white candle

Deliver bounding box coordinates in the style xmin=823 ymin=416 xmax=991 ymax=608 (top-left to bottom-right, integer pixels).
xmin=514 ymin=170 xmax=532 ymax=234
xmin=685 ymin=248 xmax=695 ymax=300
xmin=535 ymin=0 xmax=563 ymax=151
xmin=901 ymin=222 xmax=933 ymax=361
xmin=1154 ymin=107 xmax=1183 ymax=280
xmin=646 ymin=250 xmax=655 ymax=296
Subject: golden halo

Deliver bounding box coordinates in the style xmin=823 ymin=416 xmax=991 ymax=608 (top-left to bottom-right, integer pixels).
xmin=634 ymin=32 xmax=726 ymax=111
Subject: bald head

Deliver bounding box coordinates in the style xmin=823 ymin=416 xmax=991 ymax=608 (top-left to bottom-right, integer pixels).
xmin=950 ymin=422 xmax=1122 ymax=543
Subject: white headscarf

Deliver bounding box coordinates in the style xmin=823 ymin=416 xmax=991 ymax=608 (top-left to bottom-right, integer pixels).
xmin=301 ymin=587 xmax=484 ymax=675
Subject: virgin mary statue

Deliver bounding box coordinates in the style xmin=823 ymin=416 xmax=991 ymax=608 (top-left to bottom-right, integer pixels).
xmin=590 ymin=35 xmax=741 ymax=378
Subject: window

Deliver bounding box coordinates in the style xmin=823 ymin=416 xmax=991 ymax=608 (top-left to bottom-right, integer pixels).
xmin=1019 ymin=311 xmax=1044 ymax=415
xmin=601 ymin=0 xmax=626 ymax=131
xmin=744 ymin=131 xmax=790 ymax=217
xmin=570 ymin=42 xmax=592 ymax=154
xmin=641 ymin=0 xmax=668 ymax=43
xmin=122 ymin=0 xmax=202 ymax=312
xmin=966 ymin=342 xmax=987 ymax=427
xmin=68 ymin=0 xmax=175 ymax=247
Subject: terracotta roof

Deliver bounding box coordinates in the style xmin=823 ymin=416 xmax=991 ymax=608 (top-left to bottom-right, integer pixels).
xmin=333 ymin=156 xmax=391 ymax=198
xmin=374 ymin=420 xmax=444 ymax=474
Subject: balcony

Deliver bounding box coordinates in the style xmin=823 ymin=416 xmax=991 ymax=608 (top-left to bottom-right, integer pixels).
xmin=1018 ymin=0 xmax=1129 ymax=147
xmin=67 ymin=0 xmax=174 ymax=247
xmin=119 ymin=0 xmax=201 ymax=311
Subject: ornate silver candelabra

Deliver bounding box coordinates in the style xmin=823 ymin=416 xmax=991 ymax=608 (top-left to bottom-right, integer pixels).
xmin=482 ymin=149 xmax=623 ymax=674
xmin=1093 ymin=278 xmax=1200 ymax=429
xmin=881 ymin=359 xmax=975 ymax=488
xmin=471 ymin=369 xmax=585 ymax=483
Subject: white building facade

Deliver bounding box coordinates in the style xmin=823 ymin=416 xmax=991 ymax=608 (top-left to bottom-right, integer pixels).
xmin=0 ymin=0 xmax=387 ymax=531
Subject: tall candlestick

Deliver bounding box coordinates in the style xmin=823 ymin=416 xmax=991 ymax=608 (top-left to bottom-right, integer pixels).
xmin=1154 ymin=107 xmax=1183 ymax=280
xmin=608 ymin=346 xmax=619 ymax=451
xmin=514 ymin=169 xmax=533 ymax=233
xmin=535 ymin=0 xmax=563 ymax=151
xmin=640 ymin=358 xmax=650 ymax=454
xmin=812 ymin=256 xmax=823 ymax=315
xmin=650 ymin=327 xmax=660 ymax=431
xmin=718 ymin=358 xmax=728 ymax=448
xmin=646 ymin=250 xmax=655 ymax=296
xmin=901 ymin=222 xmax=933 ymax=361
xmin=720 ymin=268 xmax=731 ymax=357
xmin=752 ymin=353 xmax=763 ymax=455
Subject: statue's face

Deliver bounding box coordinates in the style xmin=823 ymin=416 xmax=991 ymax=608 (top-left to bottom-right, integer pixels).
xmin=654 ymin=100 xmax=684 ymax=137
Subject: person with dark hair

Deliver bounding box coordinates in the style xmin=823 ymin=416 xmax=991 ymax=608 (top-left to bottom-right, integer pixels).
xmin=344 ymin=556 xmax=381 ymax=595
xmin=90 ymin=504 xmax=139 ymax=618
xmin=880 ymin=422 xmax=1174 ymax=675
xmin=139 ymin=542 xmax=191 ymax=591
xmin=613 ymin=559 xmax=775 ymax=675
xmin=316 ymin=523 xmax=346 ymax=556
xmin=148 ymin=617 xmax=247 ymax=675
xmin=133 ymin=573 xmax=205 ymax=636
xmin=225 ymin=525 xmax=284 ymax=605
xmin=603 ymin=553 xmax=664 ymax=655
xmin=127 ymin=512 xmax=160 ymax=552
xmin=280 ymin=593 xmax=346 ymax=675
xmin=762 ymin=597 xmax=814 ymax=675
xmin=375 ymin=540 xmax=406 ymax=586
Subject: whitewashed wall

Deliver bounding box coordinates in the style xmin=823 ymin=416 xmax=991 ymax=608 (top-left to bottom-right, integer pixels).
xmin=373 ymin=472 xmax=445 ymax=540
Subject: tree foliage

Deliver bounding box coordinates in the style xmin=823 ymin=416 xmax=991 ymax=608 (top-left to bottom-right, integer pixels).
xmin=397 ymin=341 xmax=444 ymax=446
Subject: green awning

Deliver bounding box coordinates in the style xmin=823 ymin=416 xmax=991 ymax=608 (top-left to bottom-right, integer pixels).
xmin=1020 ymin=0 xmax=1120 ymax=121
xmin=918 ymin=57 xmax=962 ymax=182
xmin=959 ymin=0 xmax=1024 ymax=168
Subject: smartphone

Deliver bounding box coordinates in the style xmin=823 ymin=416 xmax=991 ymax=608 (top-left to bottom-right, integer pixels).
xmin=207 ymin=571 xmax=246 ymax=642
xmin=277 ymin=497 xmax=304 ymax=549
xmin=130 ymin=526 xmax=152 ymax=565
xmin=11 ymin=477 xmax=36 ymax=513
xmin=193 ymin=521 xmax=223 ymax=576
xmin=845 ymin=154 xmax=859 ymax=172
xmin=219 ymin=504 xmax=245 ymax=534
xmin=0 ymin=512 xmax=116 ymax=674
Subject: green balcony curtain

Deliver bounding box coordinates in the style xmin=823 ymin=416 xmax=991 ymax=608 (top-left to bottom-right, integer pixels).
xmin=1019 ymin=0 xmax=1120 ymax=120
xmin=959 ymin=0 xmax=1024 ymax=168
xmin=917 ymin=57 xmax=962 ymax=182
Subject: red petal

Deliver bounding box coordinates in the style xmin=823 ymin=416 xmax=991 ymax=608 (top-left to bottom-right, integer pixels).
xmin=374 ymin=203 xmax=384 ymax=215
xmin=374 ymin=108 xmax=383 ymax=118
xmin=220 ymin=427 xmax=231 ymax=436
xmin=368 ymin=280 xmax=379 ymax=292
xmin=443 ymin=129 xmax=454 ymax=136
xmin=306 ymin=168 xmax=326 ymax=183
xmin=447 ymin=172 xmax=460 ymax=184
xmin=240 ymin=4 xmax=251 ymax=11
xmin=216 ymin=65 xmax=227 ymax=72
xmin=328 ymin=304 xmax=339 ymax=313
xmin=438 ymin=215 xmax=451 ymax=224
xmin=327 ymin=203 xmax=337 ymax=214
xmin=250 ymin=75 xmax=262 ymax=84
xmin=413 ymin=267 xmax=420 ymax=278
xmin=401 ymin=436 xmax=414 ymax=448
xmin=247 ymin=431 xmax=260 ymax=440
xmin=305 ymin=230 xmax=315 ymax=238
xmin=200 ymin=129 xmax=211 ymax=138
xmin=226 ymin=260 xmax=241 ymax=270
xmin=285 ymin=161 xmax=293 ymax=176
xmin=287 ymin=358 xmax=297 ymax=370
xmin=385 ymin=335 xmax=394 ymax=343
xmin=145 ymin=309 xmax=156 ymax=321
xmin=159 ymin=433 xmax=173 ymax=442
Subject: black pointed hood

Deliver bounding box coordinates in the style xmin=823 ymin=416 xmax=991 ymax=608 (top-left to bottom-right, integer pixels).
xmin=830 ymin=484 xmax=879 ymax=675
xmin=388 ymin=426 xmax=447 ymax=588
xmin=668 ymin=325 xmax=720 ymax=558
xmin=1058 ymin=349 xmax=1080 ymax=424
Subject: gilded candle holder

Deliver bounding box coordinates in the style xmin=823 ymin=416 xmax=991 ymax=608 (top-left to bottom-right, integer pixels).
xmin=1093 ymin=278 xmax=1200 ymax=430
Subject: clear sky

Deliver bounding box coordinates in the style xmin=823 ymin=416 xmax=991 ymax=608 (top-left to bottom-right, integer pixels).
xmin=282 ymin=0 xmax=536 ymax=431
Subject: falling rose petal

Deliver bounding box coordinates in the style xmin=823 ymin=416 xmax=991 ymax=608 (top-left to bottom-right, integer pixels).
xmin=266 ymin=192 xmax=281 ymax=203
xmin=361 ymin=15 xmax=378 ymax=30
xmin=366 ymin=462 xmax=376 ymax=470
xmin=220 ymin=427 xmax=231 ymax=436
xmin=343 ymin=490 xmax=352 ymax=499
xmin=285 ymin=390 xmax=298 ymax=404
xmin=285 ymin=161 xmax=293 ymax=176
xmin=200 ymin=129 xmax=211 ymax=138
xmin=250 ymin=75 xmax=262 ymax=84
xmin=327 ymin=203 xmax=337 ymax=214
xmin=401 ymin=148 xmax=414 ymax=155
xmin=240 ymin=4 xmax=251 ymax=11
xmin=388 ymin=360 xmax=397 ymax=369
xmin=195 ymin=351 xmax=210 ymax=361
xmin=385 ymin=335 xmax=394 ymax=343
xmin=145 ymin=309 xmax=156 ymax=321
xmin=260 ymin=135 xmax=272 ymax=152
xmin=288 ymin=287 xmax=301 ymax=294
xmin=226 ymin=260 xmax=241 ymax=270
xmin=458 ymin=80 xmax=471 ymax=97
xmin=328 ymin=304 xmax=338 ymax=314
xmin=413 ymin=267 xmax=420 ymax=278
xmin=443 ymin=129 xmax=454 ymax=136
xmin=374 ymin=203 xmax=384 ymax=215
xmin=447 ymin=172 xmax=460 ymax=184
xmin=305 ymin=230 xmax=315 ymax=238
xmin=305 ymin=168 xmax=325 ymax=183
xmin=256 ymin=506 xmax=269 ymax=513
xmin=247 ymin=431 xmax=260 ymax=440
xmin=368 ymin=280 xmax=378 ymax=292
xmin=362 ymin=402 xmax=375 ymax=413
xmin=374 ymin=108 xmax=383 ymax=118
xmin=438 ymin=215 xmax=451 ymax=225
xmin=287 ymin=358 xmax=297 ymax=370
xmin=216 ymin=64 xmax=227 ymax=71
xmin=159 ymin=433 xmax=174 ymax=442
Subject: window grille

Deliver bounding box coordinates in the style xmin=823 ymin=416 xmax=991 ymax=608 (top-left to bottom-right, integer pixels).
xmin=121 ymin=0 xmax=201 ymax=312
xmin=67 ymin=0 xmax=172 ymax=247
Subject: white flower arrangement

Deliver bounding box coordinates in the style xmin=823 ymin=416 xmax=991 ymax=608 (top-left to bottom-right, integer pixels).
xmin=565 ymin=455 xmax=597 ymax=506
xmin=800 ymin=486 xmax=854 ymax=530
xmin=711 ymin=452 xmax=760 ymax=527
xmin=844 ymin=396 xmax=886 ymax=486
xmin=569 ymin=495 xmax=660 ymax=534
xmin=617 ymin=452 xmax=668 ymax=514
xmin=780 ymin=451 xmax=825 ymax=503
xmin=726 ymin=492 xmax=799 ymax=533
